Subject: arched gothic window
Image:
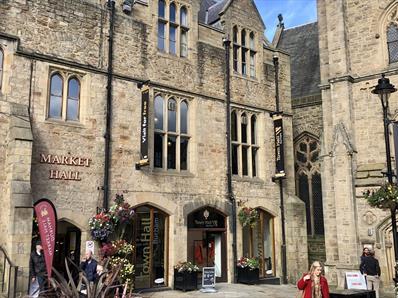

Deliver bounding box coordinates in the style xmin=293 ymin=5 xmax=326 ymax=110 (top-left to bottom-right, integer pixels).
xmin=295 ymin=134 xmax=324 ymax=236
xmin=387 ymin=24 xmax=398 ymax=64
xmin=67 ymin=77 xmax=80 ymax=121
xmin=49 ymin=73 xmax=63 ymax=119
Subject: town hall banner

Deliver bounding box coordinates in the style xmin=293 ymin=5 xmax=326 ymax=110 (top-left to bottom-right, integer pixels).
xmin=34 ymin=199 xmax=57 ymax=278
xmin=272 ymin=113 xmax=285 ymax=178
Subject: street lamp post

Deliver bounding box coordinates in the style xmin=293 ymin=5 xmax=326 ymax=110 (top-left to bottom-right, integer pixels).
xmin=371 ymin=74 xmax=398 ymax=286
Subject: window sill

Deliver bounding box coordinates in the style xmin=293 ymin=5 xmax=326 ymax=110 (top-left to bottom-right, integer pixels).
xmin=44 ymin=118 xmax=84 ymax=128
xmin=157 ymin=51 xmax=191 ymax=62
xmin=232 ymin=175 xmax=263 ymax=183
xmin=232 ymin=72 xmax=258 ymax=82
xmin=149 ymin=168 xmax=194 ymax=177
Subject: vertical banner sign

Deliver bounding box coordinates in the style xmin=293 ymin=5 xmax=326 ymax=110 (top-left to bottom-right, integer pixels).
xmin=34 ymin=199 xmax=57 ymax=278
xmin=273 ymin=113 xmax=286 ymax=178
xmin=139 ymin=87 xmax=150 ymax=166
xmin=393 ymin=123 xmax=398 ymax=178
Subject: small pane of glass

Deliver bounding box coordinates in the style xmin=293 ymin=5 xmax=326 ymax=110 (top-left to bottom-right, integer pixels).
xmin=158 ymin=0 xmax=165 ymax=18
xmin=241 ymin=113 xmax=247 ymax=143
xmin=297 ymin=151 xmax=307 ymax=163
xmin=309 ymin=141 xmax=317 ymax=152
xmin=231 ymin=111 xmax=237 ymax=141
xmin=299 ymin=142 xmax=307 ymax=152
xmin=388 ymin=24 xmax=398 ymax=64
xmin=250 ymin=52 xmax=255 ymax=77
xmin=233 ymin=46 xmax=238 ymax=72
xmin=232 ymin=144 xmax=238 ymax=175
xmin=180 ymin=101 xmax=188 ymax=134
xmin=242 ymin=49 xmax=247 ymax=75
xmin=169 ymin=2 xmax=176 ymax=22
xmin=49 ymin=74 xmax=63 ymax=118
xmin=167 ymin=136 xmax=176 ymax=169
xmin=180 ymin=137 xmax=188 ymax=170
xmin=180 ymin=7 xmax=188 ymax=27
xmin=233 ymin=26 xmax=238 ymax=43
xmin=67 ymin=78 xmax=80 ymax=121
xmin=242 ymin=146 xmax=248 ymax=176
xmin=241 ymin=29 xmax=246 ymax=46
xmin=312 ymin=173 xmax=324 ymax=235
xmin=154 ymin=133 xmax=163 ymax=168
xmin=252 ymin=147 xmax=257 ymax=177
xmin=154 ymin=96 xmax=164 ymax=130
xmin=158 ymin=22 xmax=166 ymax=51
xmin=249 ymin=32 xmax=255 ymax=49
xmin=168 ymin=98 xmax=176 ymax=132
xmin=181 ymin=30 xmax=188 ymax=57
xmin=169 ymin=26 xmax=177 ymax=55
xmin=298 ymin=173 xmax=311 ymax=234
xmin=251 ymin=115 xmax=256 ymax=144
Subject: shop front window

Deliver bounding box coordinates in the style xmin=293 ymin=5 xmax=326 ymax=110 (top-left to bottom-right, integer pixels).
xmin=134 ymin=205 xmax=168 ymax=289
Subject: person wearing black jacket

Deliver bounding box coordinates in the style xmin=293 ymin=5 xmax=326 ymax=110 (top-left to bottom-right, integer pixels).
xmin=360 ymin=249 xmax=381 ymax=298
xmin=29 ymin=241 xmax=46 ymax=291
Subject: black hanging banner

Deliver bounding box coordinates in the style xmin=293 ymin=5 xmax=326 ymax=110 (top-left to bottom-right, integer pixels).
xmin=273 ymin=112 xmax=285 ymax=178
xmin=139 ymin=87 xmax=150 ymax=167
xmin=393 ymin=123 xmax=398 ymax=178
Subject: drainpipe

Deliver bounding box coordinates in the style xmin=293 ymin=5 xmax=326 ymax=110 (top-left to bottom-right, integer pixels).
xmin=223 ymin=36 xmax=238 ymax=283
xmin=103 ymin=0 xmax=115 ymax=210
xmin=273 ymin=55 xmax=287 ymax=284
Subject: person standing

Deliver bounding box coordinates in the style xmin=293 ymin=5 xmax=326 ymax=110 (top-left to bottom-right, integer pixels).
xmin=80 ymin=250 xmax=98 ymax=283
xmin=29 ymin=240 xmax=46 ymax=293
xmin=360 ymin=248 xmax=381 ymax=298
xmin=297 ymin=261 xmax=330 ymax=298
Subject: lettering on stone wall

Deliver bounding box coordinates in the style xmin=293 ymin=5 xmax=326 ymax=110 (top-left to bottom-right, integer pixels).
xmin=40 ymin=153 xmax=91 ymax=181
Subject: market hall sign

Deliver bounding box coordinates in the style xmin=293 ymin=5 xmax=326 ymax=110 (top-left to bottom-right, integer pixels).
xmin=40 ymin=153 xmax=91 ymax=181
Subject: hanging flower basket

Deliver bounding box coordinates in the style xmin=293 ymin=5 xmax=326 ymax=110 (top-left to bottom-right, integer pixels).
xmin=363 ymin=183 xmax=398 ymax=210
xmin=238 ymin=207 xmax=259 ymax=227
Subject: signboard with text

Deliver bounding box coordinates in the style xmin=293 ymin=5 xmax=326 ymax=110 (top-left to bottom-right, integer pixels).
xmin=202 ymin=267 xmax=216 ymax=288
xmin=345 ymin=272 xmax=367 ymax=290
xmin=272 ymin=112 xmax=285 ymax=178
xmin=34 ymin=199 xmax=57 ymax=278
xmin=139 ymin=87 xmax=149 ymax=166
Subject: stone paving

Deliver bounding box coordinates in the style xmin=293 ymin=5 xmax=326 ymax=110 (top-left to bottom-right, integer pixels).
xmin=136 ymin=283 xmax=396 ymax=298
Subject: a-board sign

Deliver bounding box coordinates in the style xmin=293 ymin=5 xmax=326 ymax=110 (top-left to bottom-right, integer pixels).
xmin=345 ymin=272 xmax=367 ymax=290
xmin=202 ymin=267 xmax=216 ymax=288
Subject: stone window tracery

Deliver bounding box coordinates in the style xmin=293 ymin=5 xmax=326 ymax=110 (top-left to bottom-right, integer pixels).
xmin=0 ymin=47 xmax=3 ymax=90
xmin=154 ymin=94 xmax=190 ymax=171
xmin=294 ymin=134 xmax=324 ymax=236
xmin=231 ymin=109 xmax=259 ymax=177
xmin=48 ymin=71 xmax=81 ymax=121
xmin=157 ymin=1 xmax=189 ymax=57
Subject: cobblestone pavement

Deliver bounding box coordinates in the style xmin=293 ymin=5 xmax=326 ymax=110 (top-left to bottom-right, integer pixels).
xmin=138 ymin=284 xmax=396 ymax=298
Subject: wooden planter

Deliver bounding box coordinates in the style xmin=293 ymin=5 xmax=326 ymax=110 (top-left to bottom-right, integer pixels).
xmin=173 ymin=270 xmax=198 ymax=291
xmin=237 ymin=266 xmax=259 ymax=284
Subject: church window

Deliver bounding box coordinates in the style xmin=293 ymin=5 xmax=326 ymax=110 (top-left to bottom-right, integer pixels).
xmin=48 ymin=71 xmax=81 ymax=122
xmin=387 ymin=24 xmax=398 ymax=64
xmin=295 ymin=134 xmax=324 ymax=236
xmin=231 ymin=110 xmax=259 ymax=177
xmin=232 ymin=27 xmax=256 ymax=77
xmin=0 ymin=48 xmax=3 ymax=90
xmin=154 ymin=94 xmax=190 ymax=171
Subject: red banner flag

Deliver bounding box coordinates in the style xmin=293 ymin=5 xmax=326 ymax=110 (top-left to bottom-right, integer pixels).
xmin=34 ymin=199 xmax=57 ymax=279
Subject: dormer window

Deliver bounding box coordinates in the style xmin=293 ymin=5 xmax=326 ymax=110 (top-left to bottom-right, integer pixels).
xmin=232 ymin=26 xmax=256 ymax=78
xmin=157 ymin=1 xmax=189 ymax=57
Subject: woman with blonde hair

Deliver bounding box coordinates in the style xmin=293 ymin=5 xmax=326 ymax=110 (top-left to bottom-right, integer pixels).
xmin=297 ymin=261 xmax=330 ymax=298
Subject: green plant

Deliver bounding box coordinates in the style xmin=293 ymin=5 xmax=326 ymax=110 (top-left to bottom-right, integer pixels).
xmin=174 ymin=261 xmax=200 ymax=273
xmin=363 ymin=183 xmax=398 ymax=209
xmin=236 ymin=257 xmax=259 ymax=270
xmin=238 ymin=207 xmax=259 ymax=227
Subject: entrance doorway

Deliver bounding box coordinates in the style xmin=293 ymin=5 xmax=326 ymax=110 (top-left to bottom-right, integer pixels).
xmin=54 ymin=220 xmax=81 ymax=276
xmin=187 ymin=207 xmax=227 ymax=282
xmin=242 ymin=209 xmax=275 ymax=278
xmin=133 ymin=205 xmax=169 ymax=289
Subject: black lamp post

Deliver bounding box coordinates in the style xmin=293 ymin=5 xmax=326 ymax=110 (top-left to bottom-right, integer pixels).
xmin=371 ymin=73 xmax=398 ymax=284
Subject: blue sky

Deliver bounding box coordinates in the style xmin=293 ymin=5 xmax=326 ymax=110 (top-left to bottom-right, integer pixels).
xmin=254 ymin=0 xmax=317 ymax=41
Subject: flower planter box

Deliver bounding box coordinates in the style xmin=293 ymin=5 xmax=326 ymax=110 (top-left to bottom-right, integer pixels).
xmin=173 ymin=270 xmax=198 ymax=291
xmin=237 ymin=267 xmax=259 ymax=284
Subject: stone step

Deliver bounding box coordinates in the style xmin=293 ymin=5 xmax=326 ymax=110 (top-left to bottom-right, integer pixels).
xmin=257 ymin=277 xmax=281 ymax=285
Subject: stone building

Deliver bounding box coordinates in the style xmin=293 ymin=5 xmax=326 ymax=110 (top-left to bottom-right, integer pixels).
xmin=277 ymin=0 xmax=398 ymax=290
xmin=0 ymin=0 xmax=307 ymax=292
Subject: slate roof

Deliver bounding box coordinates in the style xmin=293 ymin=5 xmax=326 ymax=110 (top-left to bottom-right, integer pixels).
xmin=199 ymin=0 xmax=217 ymax=24
xmin=199 ymin=0 xmax=229 ymax=25
xmin=278 ymin=22 xmax=320 ymax=100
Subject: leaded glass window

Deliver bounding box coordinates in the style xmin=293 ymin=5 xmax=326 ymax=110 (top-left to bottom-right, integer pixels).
xmin=388 ymin=24 xmax=398 ymax=64
xmin=295 ymin=134 xmax=324 ymax=236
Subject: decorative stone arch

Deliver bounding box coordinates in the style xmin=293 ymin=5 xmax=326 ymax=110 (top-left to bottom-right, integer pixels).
xmin=375 ymin=214 xmax=396 ymax=282
xmin=293 ymin=125 xmax=321 ymax=141
xmin=182 ymin=199 xmax=230 ymax=226
xmin=56 ymin=210 xmax=87 ymax=231
xmin=378 ymin=0 xmax=398 ymax=66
